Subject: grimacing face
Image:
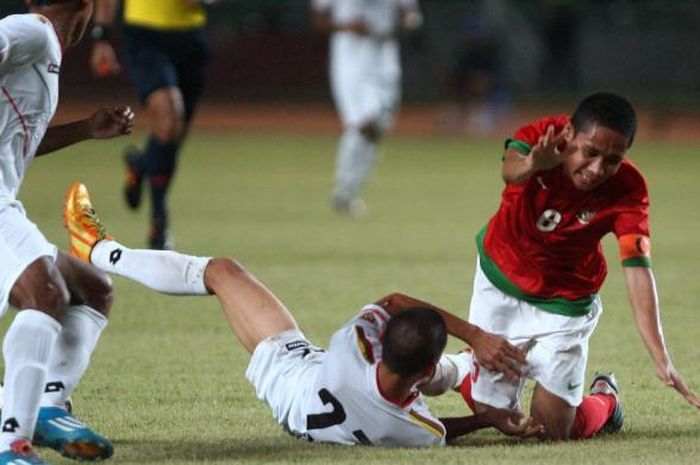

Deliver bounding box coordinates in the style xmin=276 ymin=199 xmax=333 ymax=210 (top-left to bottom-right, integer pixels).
xmin=561 ymin=123 xmax=629 ymax=191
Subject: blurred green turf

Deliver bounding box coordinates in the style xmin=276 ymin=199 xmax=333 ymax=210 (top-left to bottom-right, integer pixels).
xmin=4 ymin=131 xmax=700 ymax=464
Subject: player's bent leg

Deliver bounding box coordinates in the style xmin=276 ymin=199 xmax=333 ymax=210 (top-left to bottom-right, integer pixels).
xmin=332 ymin=123 xmax=381 ymax=217
xmin=2 ymin=259 xmax=66 ymax=457
xmin=570 ymin=373 xmax=623 ymax=439
xmin=143 ymin=87 xmax=187 ymax=249
xmin=9 ymin=257 xmax=70 ymax=320
xmin=204 ymin=258 xmax=299 ymax=354
xmin=65 ymin=181 xmax=210 ymax=296
xmin=55 ymin=252 xmax=113 ymax=316
xmin=147 ymin=87 xmax=186 ymax=143
xmin=359 ymin=120 xmax=382 ymax=143
xmin=530 ymin=383 xmax=577 ymax=441
xmin=28 ymin=254 xmax=114 ymax=461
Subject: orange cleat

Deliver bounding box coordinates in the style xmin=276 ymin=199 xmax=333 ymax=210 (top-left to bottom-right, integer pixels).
xmin=63 ymin=182 xmax=111 ymax=263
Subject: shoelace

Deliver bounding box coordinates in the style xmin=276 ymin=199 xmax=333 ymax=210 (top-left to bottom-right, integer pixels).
xmin=81 ymin=206 xmax=108 ymax=240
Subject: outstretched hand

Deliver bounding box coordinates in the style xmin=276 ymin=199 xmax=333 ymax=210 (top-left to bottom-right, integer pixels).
xmin=470 ymin=329 xmax=526 ymax=380
xmin=530 ymin=124 xmax=567 ymax=172
xmin=88 ymin=106 xmax=135 ymax=139
xmin=485 ymin=409 xmax=543 ymax=438
xmin=657 ymin=363 xmax=700 ymax=409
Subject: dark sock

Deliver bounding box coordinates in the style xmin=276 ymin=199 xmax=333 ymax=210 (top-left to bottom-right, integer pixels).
xmin=143 ymin=135 xmax=179 ymax=232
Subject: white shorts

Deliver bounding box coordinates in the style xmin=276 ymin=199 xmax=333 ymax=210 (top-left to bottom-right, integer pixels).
xmin=468 ymin=259 xmax=602 ymax=407
xmin=245 ymin=329 xmax=325 ymax=433
xmin=0 ymin=203 xmax=57 ymax=317
xmin=330 ymin=34 xmax=400 ymax=129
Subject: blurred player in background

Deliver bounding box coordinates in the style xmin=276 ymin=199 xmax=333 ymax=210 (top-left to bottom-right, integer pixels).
xmin=90 ymin=0 xmax=214 ymax=249
xmin=64 ymin=181 xmax=542 ymax=446
xmin=460 ymin=92 xmax=700 ymax=441
xmin=311 ymin=0 xmax=422 ymax=217
xmin=0 ymin=1 xmax=135 ymax=463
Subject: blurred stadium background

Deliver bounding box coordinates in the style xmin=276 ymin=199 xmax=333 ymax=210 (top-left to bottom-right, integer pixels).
xmin=3 ymin=0 xmax=700 ymax=137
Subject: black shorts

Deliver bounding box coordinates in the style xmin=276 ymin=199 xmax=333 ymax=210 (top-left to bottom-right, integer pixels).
xmin=122 ymin=25 xmax=211 ymax=121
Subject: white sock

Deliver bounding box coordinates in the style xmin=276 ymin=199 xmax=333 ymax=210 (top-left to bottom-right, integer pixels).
xmin=419 ymin=351 xmax=473 ymax=396
xmin=1 ymin=310 xmax=61 ymax=450
xmin=40 ymin=305 xmax=108 ymax=408
xmin=333 ymin=128 xmax=378 ymax=201
xmin=91 ymin=240 xmax=210 ymax=295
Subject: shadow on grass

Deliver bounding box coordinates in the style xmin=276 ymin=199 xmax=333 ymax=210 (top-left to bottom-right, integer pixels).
xmin=107 ymin=423 xmax=700 ymax=462
xmin=113 ymin=437 xmax=344 ymax=463
xmin=620 ymin=424 xmax=700 ymax=441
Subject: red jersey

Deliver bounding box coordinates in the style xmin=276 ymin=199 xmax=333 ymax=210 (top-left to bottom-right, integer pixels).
xmin=478 ymin=116 xmax=650 ymax=315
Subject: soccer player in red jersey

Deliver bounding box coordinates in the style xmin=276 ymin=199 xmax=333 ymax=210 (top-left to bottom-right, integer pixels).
xmin=461 ymin=92 xmax=700 ymax=441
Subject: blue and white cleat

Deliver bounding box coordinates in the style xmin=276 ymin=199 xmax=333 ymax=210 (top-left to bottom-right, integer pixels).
xmin=0 ymin=439 xmax=51 ymax=465
xmin=33 ymin=407 xmax=113 ymax=461
xmin=590 ymin=372 xmax=624 ymax=434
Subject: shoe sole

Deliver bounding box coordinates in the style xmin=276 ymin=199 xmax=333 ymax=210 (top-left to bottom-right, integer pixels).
xmin=61 ymin=441 xmax=113 ymax=461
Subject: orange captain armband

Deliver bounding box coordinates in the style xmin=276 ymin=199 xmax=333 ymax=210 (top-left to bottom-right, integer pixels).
xmin=619 ymin=234 xmax=652 ymax=267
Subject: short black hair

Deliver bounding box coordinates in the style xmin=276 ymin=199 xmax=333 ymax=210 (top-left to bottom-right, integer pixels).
xmin=381 ymin=307 xmax=447 ymax=378
xmin=571 ymin=92 xmax=637 ymax=148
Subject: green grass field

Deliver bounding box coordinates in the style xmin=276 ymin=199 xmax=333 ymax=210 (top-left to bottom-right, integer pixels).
xmin=5 ymin=130 xmax=700 ymax=464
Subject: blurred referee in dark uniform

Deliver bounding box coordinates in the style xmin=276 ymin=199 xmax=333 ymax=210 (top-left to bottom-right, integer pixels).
xmin=90 ymin=0 xmax=215 ymax=249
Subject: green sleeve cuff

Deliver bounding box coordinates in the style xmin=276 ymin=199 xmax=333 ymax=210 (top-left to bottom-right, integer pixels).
xmin=505 ymin=139 xmax=532 ymax=155
xmin=622 ymin=257 xmax=652 ymax=267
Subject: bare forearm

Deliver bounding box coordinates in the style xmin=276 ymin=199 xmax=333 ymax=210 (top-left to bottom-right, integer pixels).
xmin=440 ymin=415 xmax=489 ymax=442
xmin=501 ymin=149 xmax=535 ymax=183
xmin=36 ymin=120 xmax=92 ymax=157
xmin=625 ymin=267 xmax=669 ymax=366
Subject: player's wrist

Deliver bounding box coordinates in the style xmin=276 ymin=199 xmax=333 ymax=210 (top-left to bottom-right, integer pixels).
xmin=90 ymin=24 xmax=113 ymax=42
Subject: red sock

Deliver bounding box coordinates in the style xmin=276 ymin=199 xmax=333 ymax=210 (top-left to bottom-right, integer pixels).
xmin=459 ymin=375 xmax=476 ymax=413
xmin=570 ymin=394 xmax=616 ymax=439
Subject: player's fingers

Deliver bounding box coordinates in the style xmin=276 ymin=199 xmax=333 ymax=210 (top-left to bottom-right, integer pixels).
xmin=552 ymin=127 xmax=567 ymax=145
xmin=544 ymin=124 xmax=556 ymax=145
xmin=505 ymin=344 xmax=527 ymax=364
xmin=507 ymin=410 xmax=524 ymax=423
xmin=123 ymin=107 xmax=135 ymax=125
xmin=532 ymin=136 xmax=545 ymax=152
xmin=496 ymin=357 xmax=520 ymax=380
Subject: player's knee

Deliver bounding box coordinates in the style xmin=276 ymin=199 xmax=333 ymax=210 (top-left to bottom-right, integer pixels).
xmin=204 ymin=257 xmax=248 ymax=290
xmin=23 ymin=277 xmax=70 ymax=318
xmin=531 ymin=410 xmax=573 ymax=441
xmin=152 ymin=116 xmax=185 ymax=143
xmin=359 ymin=121 xmax=382 ymax=142
xmin=79 ymin=270 xmax=114 ymax=316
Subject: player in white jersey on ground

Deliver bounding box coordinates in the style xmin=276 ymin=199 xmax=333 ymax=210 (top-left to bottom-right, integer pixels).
xmin=0 ymin=1 xmax=134 ymax=463
xmin=63 ymin=181 xmax=542 ymax=446
xmin=311 ymin=0 xmax=422 ymax=216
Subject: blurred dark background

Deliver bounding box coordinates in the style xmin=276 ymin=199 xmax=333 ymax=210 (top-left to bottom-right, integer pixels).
xmin=3 ymin=0 xmax=700 ymax=131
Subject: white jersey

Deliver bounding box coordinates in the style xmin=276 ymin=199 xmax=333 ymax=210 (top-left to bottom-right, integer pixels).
xmin=294 ymin=305 xmax=445 ymax=446
xmin=0 ymin=13 xmax=61 ymax=205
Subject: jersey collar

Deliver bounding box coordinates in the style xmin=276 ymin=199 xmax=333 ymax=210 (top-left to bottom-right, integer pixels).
xmin=374 ymin=362 xmax=419 ymax=410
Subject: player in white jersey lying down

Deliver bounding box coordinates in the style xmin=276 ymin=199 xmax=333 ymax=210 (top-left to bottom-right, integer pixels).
xmin=0 ymin=1 xmax=134 ymax=464
xmin=63 ymin=181 xmax=542 ymax=447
